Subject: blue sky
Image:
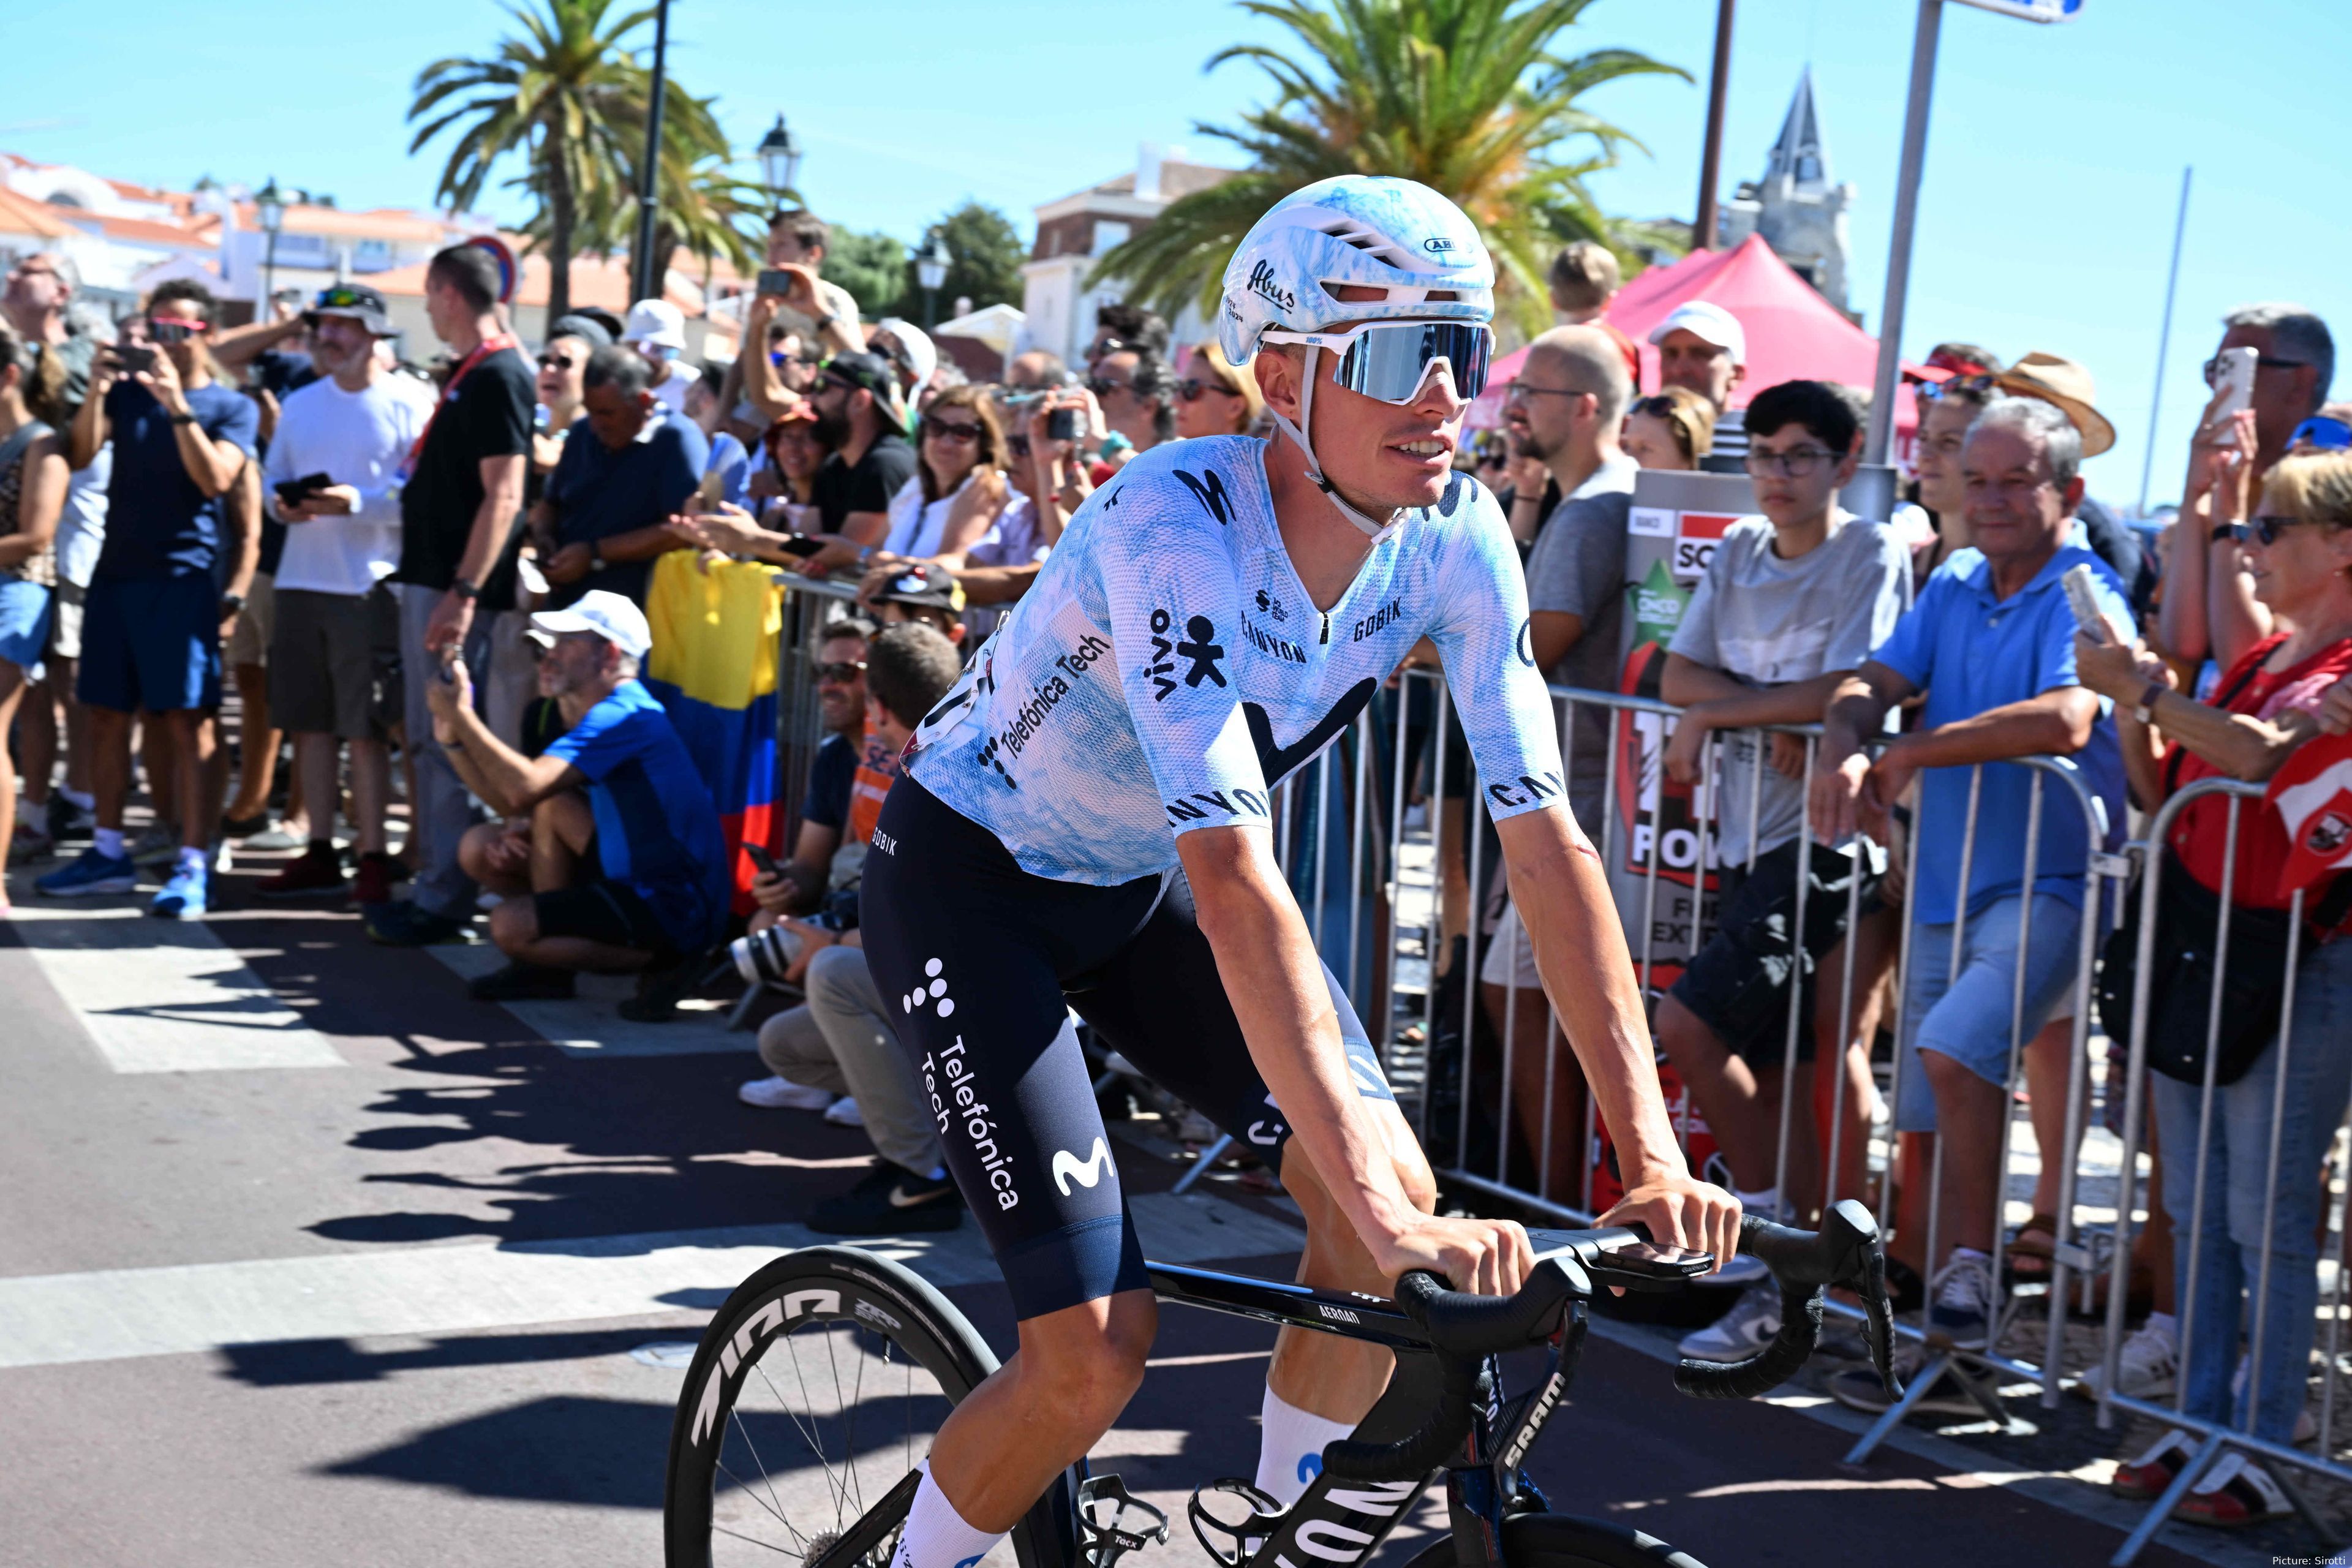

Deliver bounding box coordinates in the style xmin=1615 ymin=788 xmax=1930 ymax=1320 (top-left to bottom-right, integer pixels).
xmin=9 ymin=0 xmax=2343 ymax=505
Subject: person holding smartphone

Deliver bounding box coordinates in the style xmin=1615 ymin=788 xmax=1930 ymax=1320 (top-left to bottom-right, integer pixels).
xmin=40 ymin=279 xmax=257 ymax=919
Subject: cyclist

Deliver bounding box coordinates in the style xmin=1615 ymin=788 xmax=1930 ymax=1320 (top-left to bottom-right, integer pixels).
xmin=861 ymin=176 xmax=1740 ymax=1568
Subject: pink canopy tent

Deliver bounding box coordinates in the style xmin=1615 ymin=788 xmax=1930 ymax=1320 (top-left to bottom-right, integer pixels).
xmin=1469 ymin=234 xmax=1932 ymax=450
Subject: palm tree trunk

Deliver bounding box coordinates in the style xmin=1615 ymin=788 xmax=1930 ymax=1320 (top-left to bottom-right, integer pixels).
xmin=546 ymin=149 xmax=576 ymax=324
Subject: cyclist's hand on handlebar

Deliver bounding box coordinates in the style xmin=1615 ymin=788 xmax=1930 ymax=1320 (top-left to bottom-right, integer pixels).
xmin=1373 ymin=1212 xmax=1534 ymax=1297
xmin=1601 ymin=1172 xmax=1744 ymax=1278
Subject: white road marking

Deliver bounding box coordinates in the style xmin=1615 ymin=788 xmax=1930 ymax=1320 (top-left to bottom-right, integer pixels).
xmin=0 ymin=1193 xmax=1303 ymax=1371
xmin=5 ymin=899 xmax=345 ymax=1072
xmin=427 ymin=944 xmax=755 ymax=1057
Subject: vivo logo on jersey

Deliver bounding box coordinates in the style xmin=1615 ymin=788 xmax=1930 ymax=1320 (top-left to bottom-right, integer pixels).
xmin=692 ymin=1287 xmax=840 ymax=1446
xmin=1052 ymin=1137 xmax=1114 ymax=1196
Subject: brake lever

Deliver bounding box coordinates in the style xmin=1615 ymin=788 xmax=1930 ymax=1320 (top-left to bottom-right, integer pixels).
xmin=1860 ymin=1237 xmax=1904 ymax=1401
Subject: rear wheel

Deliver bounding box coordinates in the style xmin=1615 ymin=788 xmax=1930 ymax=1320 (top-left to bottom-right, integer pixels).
xmin=1402 ymin=1513 xmax=1709 ymax=1568
xmin=662 ymin=1246 xmax=1072 ymax=1568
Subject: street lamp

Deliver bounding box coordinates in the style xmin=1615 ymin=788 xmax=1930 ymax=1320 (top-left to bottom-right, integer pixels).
xmin=916 ymin=231 xmax=951 ymax=330
xmin=255 ymin=176 xmax=287 ymax=322
xmin=756 ymin=115 xmax=802 ymax=202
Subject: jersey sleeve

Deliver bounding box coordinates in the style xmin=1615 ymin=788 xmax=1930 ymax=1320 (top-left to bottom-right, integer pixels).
xmin=1429 ymin=486 xmax=1569 ymax=823
xmin=1094 ymin=495 xmax=1272 ymax=839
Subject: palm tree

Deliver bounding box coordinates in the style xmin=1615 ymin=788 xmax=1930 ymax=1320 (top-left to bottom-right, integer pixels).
xmin=1090 ymin=0 xmax=1687 ymax=336
xmin=407 ymin=0 xmax=657 ymax=322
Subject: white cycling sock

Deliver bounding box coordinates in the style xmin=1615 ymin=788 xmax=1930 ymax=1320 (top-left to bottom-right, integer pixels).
xmin=1254 ymin=1384 xmax=1356 ymax=1507
xmin=889 ymin=1460 xmax=1005 ymax=1568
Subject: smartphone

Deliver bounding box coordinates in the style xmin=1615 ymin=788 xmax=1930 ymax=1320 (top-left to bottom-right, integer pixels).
xmin=778 ymin=535 xmax=827 ymax=559
xmin=273 ymin=472 xmax=334 ymax=508
xmin=2212 ymin=345 xmax=2258 ymax=447
xmin=756 ymin=268 xmax=797 ymax=297
xmin=1046 ymin=407 xmax=1079 ymax=442
xmin=111 ymin=343 xmax=156 ymax=375
xmin=2062 ymin=563 xmax=2116 ymax=645
xmin=744 ymin=843 xmax=781 ymax=878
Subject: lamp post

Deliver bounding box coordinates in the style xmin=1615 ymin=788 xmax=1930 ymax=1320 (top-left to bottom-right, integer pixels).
xmin=756 ymin=115 xmax=802 ymax=203
xmin=631 ymin=0 xmax=673 ymax=306
xmin=916 ymin=231 xmax=951 ymax=330
xmin=255 ymin=176 xmax=287 ymax=322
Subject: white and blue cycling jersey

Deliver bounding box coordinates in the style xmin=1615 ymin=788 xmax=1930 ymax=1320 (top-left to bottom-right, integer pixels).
xmin=903 ymin=435 xmax=1569 ymax=884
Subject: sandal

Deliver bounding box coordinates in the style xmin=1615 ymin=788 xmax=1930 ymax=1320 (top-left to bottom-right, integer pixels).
xmin=2175 ymin=1452 xmax=2292 ymax=1528
xmin=2005 ymin=1213 xmax=2058 ymax=1284
xmin=2111 ymin=1428 xmax=2195 ymax=1501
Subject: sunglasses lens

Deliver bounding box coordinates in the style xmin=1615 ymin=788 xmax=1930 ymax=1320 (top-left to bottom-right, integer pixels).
xmin=1333 ymin=323 xmax=1493 ymax=404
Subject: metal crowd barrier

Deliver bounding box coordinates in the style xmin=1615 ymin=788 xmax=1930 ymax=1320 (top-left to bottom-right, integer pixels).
xmin=751 ymin=585 xmax=2352 ymax=1558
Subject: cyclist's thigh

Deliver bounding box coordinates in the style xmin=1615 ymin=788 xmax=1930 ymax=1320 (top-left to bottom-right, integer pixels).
xmin=1065 ymin=867 xmax=1398 ymax=1177
xmin=862 ymin=780 xmax=1155 ymax=1322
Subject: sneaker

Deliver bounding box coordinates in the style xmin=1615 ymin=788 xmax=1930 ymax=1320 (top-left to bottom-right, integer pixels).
xmin=2111 ymin=1428 xmax=2196 ymax=1499
xmin=2076 ymin=1314 xmax=2177 ymax=1403
xmin=1677 ymin=1276 xmax=1784 ymax=1363
xmin=10 ymin=823 xmax=55 ymax=864
xmin=129 ymin=826 xmax=179 ymax=867
xmin=220 ymin=810 xmax=271 ymax=840
xmin=364 ymin=900 xmax=475 ymax=946
xmin=808 ymin=1163 xmax=963 ymax=1235
xmin=738 ymin=1075 xmax=837 ymax=1111
xmin=149 ymin=863 xmax=208 ymax=920
xmin=824 ymin=1096 xmax=866 ymax=1128
xmin=212 ymin=839 xmax=234 ymax=874
xmin=2176 ymin=1450 xmax=2293 ymax=1527
xmin=350 ymin=851 xmax=401 ymax=907
xmin=1826 ymin=1343 xmax=1988 ymax=1420
xmin=256 ymin=844 xmax=349 ymax=900
xmin=34 ymin=846 xmax=140 ymax=897
xmin=467 ymin=962 xmax=575 ymax=1001
xmin=1925 ymin=1251 xmax=1996 ymax=1351
xmin=47 ymin=794 xmax=92 ymax=843
xmin=244 ymin=824 xmax=308 ymax=852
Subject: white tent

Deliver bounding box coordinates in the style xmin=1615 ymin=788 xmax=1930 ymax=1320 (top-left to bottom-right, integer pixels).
xmin=933 ymin=301 xmax=1026 ymax=377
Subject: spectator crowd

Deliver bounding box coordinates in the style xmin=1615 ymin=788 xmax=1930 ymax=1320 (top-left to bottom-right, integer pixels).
xmin=6 ymin=203 xmax=2352 ymax=1529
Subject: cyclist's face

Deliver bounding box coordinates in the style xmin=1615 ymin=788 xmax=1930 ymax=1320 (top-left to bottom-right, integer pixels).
xmin=1266 ymin=321 xmax=1469 ymax=515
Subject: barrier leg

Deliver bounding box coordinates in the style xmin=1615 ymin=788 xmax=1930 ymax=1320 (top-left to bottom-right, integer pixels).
xmin=2110 ymin=1429 xmax=2226 ymax=1567
xmin=1844 ymin=1350 xmax=1956 ymax=1464
xmin=1172 ymin=1133 xmax=1234 ymax=1195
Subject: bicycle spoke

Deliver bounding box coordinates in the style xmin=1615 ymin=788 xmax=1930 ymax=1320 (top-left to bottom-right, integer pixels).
xmin=840 ymin=1325 xmax=870 ymax=1521
xmin=714 ymin=1521 xmax=807 ymax=1556
xmin=771 ymin=1333 xmax=856 ymax=1523
xmin=718 ymin=1422 xmax=804 ymax=1548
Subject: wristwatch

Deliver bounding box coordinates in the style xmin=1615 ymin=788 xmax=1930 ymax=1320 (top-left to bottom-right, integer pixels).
xmin=169 ymin=412 xmax=197 ymax=427
xmin=451 ymin=579 xmax=481 ymax=601
xmin=2133 ymin=679 xmax=2167 ymax=725
xmin=219 ymin=592 xmax=246 ymax=617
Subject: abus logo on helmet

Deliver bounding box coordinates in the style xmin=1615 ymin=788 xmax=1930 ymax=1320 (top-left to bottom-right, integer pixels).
xmin=1422 ymin=236 xmax=1455 ymax=253
xmin=1245 ymin=260 xmax=1296 ymax=313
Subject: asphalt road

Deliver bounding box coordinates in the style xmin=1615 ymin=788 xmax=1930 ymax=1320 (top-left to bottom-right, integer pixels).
xmin=0 ymin=851 xmax=2220 ymax=1568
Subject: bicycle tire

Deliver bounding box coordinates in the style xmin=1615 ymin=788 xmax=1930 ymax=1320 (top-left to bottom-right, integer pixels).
xmin=662 ymin=1245 xmax=1073 ymax=1568
xmin=1400 ymin=1512 xmax=1709 ymax=1568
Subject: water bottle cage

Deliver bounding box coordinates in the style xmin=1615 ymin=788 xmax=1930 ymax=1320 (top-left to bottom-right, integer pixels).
xmin=1077 ymin=1474 xmax=1170 ymax=1568
xmin=1185 ymin=1477 xmax=1284 ymax=1568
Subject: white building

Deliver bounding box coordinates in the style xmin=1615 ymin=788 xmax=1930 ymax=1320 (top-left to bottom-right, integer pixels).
xmin=1717 ymin=70 xmax=1856 ymax=317
xmin=1019 ymin=145 xmax=1233 ymax=363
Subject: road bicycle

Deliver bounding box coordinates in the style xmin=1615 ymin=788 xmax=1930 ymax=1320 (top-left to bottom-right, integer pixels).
xmin=662 ymin=1200 xmax=1902 ymax=1568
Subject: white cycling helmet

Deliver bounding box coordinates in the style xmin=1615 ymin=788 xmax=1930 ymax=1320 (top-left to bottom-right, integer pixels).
xmin=1220 ymin=176 xmax=1496 ymax=539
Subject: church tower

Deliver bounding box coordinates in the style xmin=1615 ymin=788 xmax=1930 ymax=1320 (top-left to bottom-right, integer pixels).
xmin=1718 ymin=69 xmax=1856 ymax=315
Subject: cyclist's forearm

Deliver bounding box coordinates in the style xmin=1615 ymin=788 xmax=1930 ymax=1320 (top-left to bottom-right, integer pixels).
xmin=1498 ymin=809 xmax=1686 ymax=1185
xmin=1179 ymin=827 xmax=1419 ymax=1242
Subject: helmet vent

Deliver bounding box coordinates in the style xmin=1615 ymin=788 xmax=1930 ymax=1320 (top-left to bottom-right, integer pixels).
xmin=1315 ymin=220 xmax=1417 ymax=270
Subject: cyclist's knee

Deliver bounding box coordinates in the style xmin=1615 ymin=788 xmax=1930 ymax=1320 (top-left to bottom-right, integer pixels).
xmin=1018 ymin=1290 xmax=1156 ymax=1428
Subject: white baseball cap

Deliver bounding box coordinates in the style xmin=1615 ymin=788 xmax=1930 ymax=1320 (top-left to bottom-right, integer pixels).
xmin=1647 ymin=300 xmax=1747 ymax=366
xmin=625 ymin=298 xmax=688 ymax=352
xmin=530 ymin=590 xmax=652 ymax=660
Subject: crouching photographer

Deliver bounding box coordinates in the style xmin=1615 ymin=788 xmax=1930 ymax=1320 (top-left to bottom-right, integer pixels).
xmin=731 ymin=623 xmax=967 ymax=1234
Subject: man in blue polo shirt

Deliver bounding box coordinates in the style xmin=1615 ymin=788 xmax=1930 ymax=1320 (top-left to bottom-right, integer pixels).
xmin=426 ymin=590 xmax=728 ymax=1016
xmin=1809 ymin=396 xmax=2128 ymax=1394
xmin=42 ymin=278 xmax=258 ymax=918
xmin=530 ymin=345 xmax=704 ymax=609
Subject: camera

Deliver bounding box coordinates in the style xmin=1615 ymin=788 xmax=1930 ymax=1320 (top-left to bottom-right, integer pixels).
xmin=730 ymin=924 xmax=804 ymax=988
xmin=1046 ymin=406 xmax=1080 ymax=442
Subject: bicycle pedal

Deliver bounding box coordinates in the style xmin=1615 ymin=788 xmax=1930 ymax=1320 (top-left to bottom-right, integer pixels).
xmin=1186 ymin=1478 xmax=1281 ymax=1568
xmin=1077 ymin=1473 xmax=1169 ymax=1568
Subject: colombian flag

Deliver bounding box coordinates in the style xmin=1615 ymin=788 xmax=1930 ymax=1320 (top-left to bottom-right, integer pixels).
xmin=643 ymin=552 xmax=782 ymax=916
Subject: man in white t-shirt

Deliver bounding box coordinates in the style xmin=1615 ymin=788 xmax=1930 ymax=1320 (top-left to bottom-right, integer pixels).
xmin=625 ymin=299 xmax=692 ymax=417
xmin=252 ymin=285 xmax=435 ymax=903
xmin=1653 ymin=379 xmax=1910 ymax=1364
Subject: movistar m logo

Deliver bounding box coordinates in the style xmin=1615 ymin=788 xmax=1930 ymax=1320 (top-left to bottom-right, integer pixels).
xmin=1052 ymin=1137 xmax=1114 ymax=1196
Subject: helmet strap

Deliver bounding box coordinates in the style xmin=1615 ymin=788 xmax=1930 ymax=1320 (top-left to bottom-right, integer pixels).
xmin=1269 ymin=345 xmax=1400 ymax=543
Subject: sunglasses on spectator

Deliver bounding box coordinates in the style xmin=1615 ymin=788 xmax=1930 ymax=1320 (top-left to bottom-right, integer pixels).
xmin=146 ymin=318 xmax=209 ymax=343
xmin=2204 ymin=352 xmax=2312 ymax=383
xmin=1917 ymin=373 xmax=1997 ymax=402
xmin=538 ymin=352 xmax=578 ymax=371
xmin=922 ymin=418 xmax=982 ymax=445
xmin=2233 ymin=514 xmax=2322 ymax=546
xmin=1176 ymin=377 xmax=1240 ymax=404
xmin=1743 ymin=447 xmax=1840 ymax=478
xmin=769 ymin=350 xmax=823 ymax=369
xmin=812 ymin=660 xmax=867 ymax=685
xmin=1085 ymin=376 xmax=1136 ymax=399
xmin=311 ymin=287 xmax=372 ymax=311
xmin=2290 ymin=416 xmax=2352 ymax=451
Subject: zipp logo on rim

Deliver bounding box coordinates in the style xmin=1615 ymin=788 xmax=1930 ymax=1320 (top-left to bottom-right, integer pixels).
xmin=690 ymin=1287 xmax=840 ymax=1446
xmin=1052 ymin=1137 xmax=1114 ymax=1196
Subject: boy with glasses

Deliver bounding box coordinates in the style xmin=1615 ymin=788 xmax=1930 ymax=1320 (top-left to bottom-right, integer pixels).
xmin=1651 ymin=380 xmax=1911 ymax=1363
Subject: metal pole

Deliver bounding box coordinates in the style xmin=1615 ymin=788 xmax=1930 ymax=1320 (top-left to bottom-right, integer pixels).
xmin=631 ymin=0 xmax=673 ymax=306
xmin=1863 ymin=0 xmax=1944 ymax=467
xmin=2138 ymin=167 xmax=2194 ymax=514
xmin=1692 ymin=0 xmax=1737 ymax=251
xmin=261 ymin=232 xmax=276 ymax=328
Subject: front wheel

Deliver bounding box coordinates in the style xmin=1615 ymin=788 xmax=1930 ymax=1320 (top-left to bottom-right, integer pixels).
xmin=1401 ymin=1513 xmax=1709 ymax=1568
xmin=662 ymin=1245 xmax=1073 ymax=1568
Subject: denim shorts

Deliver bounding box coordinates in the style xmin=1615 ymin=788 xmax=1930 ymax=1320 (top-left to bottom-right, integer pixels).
xmin=0 ymin=577 xmax=53 ymax=680
xmin=1894 ymin=891 xmax=2083 ymax=1133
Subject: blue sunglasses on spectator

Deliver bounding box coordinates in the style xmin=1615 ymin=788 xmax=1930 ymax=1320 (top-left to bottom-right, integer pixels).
xmin=2289 ymin=415 xmax=2352 ymax=451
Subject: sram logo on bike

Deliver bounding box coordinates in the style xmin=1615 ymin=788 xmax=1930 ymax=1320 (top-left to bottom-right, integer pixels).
xmin=1499 ymin=1367 xmax=1567 ymax=1469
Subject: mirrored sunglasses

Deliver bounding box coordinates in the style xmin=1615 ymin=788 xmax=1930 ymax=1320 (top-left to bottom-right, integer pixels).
xmin=1262 ymin=320 xmax=1493 ymax=405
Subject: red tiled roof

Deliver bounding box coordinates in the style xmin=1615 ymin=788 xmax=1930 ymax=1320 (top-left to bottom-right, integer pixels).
xmin=0 ymin=186 xmax=71 ymax=239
